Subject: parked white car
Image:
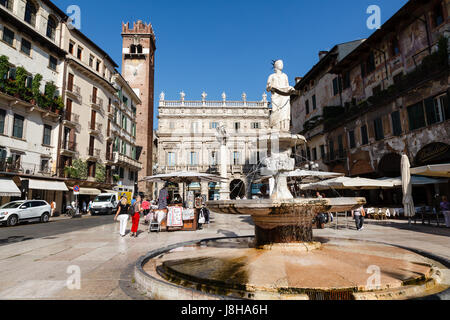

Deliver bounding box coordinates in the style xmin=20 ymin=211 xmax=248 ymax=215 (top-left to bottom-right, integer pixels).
xmin=0 ymin=200 xmax=51 ymax=227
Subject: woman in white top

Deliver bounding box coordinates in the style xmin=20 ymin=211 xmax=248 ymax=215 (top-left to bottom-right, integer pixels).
xmin=114 ymin=197 xmax=130 ymax=237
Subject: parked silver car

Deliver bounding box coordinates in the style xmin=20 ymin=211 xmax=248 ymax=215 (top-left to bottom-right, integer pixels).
xmin=0 ymin=200 xmax=51 ymax=227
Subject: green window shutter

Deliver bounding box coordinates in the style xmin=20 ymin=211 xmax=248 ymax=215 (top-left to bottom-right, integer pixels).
xmin=407 ymin=102 xmax=426 ymax=131
xmin=424 ymin=97 xmax=437 ymax=125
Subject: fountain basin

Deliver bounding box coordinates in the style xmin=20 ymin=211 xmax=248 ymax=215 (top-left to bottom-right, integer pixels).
xmin=207 ymin=197 xmax=366 ymax=245
xmin=137 ymin=236 xmax=450 ymax=300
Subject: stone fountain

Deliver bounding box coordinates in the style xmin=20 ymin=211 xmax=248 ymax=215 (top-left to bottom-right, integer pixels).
xmin=134 ymin=60 xmax=449 ymax=300
xmin=208 ymin=59 xmax=365 ymax=247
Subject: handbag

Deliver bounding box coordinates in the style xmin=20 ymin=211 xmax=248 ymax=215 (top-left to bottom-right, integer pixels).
xmin=127 ymin=204 xmax=135 ymax=217
xmin=198 ymin=210 xmax=206 ymax=224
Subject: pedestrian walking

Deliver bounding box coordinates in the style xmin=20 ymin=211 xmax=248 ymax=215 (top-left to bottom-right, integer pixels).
xmin=130 ymin=195 xmax=143 ymax=237
xmin=114 ymin=196 xmax=130 ymax=237
xmin=142 ymin=199 xmax=150 ymax=225
xmin=88 ymin=200 xmax=93 ymax=215
xmin=352 ymin=206 xmax=366 ymax=231
xmin=50 ymin=200 xmax=56 ymax=217
xmin=440 ymin=196 xmax=450 ymax=228
xmin=82 ymin=201 xmax=87 ymax=214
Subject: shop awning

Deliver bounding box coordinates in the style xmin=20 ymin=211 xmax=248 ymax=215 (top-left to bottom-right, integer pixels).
xmin=23 ymin=179 xmax=69 ymax=191
xmin=410 ymin=163 xmax=450 ymax=178
xmin=71 ymin=187 xmax=101 ymax=196
xmin=0 ymin=178 xmax=21 ymax=197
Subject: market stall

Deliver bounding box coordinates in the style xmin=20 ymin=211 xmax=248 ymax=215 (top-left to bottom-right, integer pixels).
xmin=142 ymin=171 xmax=226 ymax=232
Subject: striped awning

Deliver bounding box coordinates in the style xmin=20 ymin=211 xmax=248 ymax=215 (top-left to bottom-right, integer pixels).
xmin=0 ymin=178 xmax=21 ymax=197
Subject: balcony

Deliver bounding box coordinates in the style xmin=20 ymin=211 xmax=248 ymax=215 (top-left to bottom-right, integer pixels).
xmin=230 ymin=165 xmax=244 ymax=174
xmin=87 ymin=148 xmax=101 ymax=160
xmin=90 ymin=96 xmax=104 ymax=112
xmin=63 ymin=113 xmax=80 ymax=128
xmin=88 ymin=122 xmax=103 ymax=135
xmin=0 ymin=160 xmax=52 ymax=176
xmin=114 ymin=152 xmax=143 ymax=170
xmin=66 ymin=85 xmax=82 ymax=102
xmin=105 ymin=151 xmax=115 ymax=164
xmin=322 ymin=150 xmax=347 ymax=165
xmin=60 ymin=141 xmax=77 ymax=156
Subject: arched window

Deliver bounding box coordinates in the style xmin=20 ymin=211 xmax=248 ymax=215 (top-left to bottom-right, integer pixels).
xmin=136 ymin=45 xmax=143 ymax=54
xmin=130 ymin=45 xmax=136 ymax=54
xmin=24 ymin=0 xmax=37 ymax=27
xmin=0 ymin=0 xmax=13 ymax=11
xmin=46 ymin=16 xmax=57 ymax=40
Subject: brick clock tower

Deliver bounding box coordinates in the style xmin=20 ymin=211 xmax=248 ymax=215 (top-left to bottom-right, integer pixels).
xmin=121 ymin=21 xmax=156 ymax=196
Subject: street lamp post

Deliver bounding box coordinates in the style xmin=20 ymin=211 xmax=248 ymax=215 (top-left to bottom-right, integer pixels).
xmin=216 ymin=125 xmax=230 ymax=201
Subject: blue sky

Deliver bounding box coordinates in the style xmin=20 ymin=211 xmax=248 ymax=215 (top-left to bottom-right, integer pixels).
xmin=53 ymin=0 xmax=408 ymax=125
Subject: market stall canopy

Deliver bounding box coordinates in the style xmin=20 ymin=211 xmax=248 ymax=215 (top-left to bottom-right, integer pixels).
xmin=0 ymin=178 xmax=21 ymax=197
xmin=378 ymin=176 xmax=448 ymax=186
xmin=70 ymin=187 xmax=101 ymax=196
xmin=254 ymin=170 xmax=344 ymax=184
xmin=410 ymin=163 xmax=450 ymax=178
xmin=21 ymin=178 xmax=68 ymax=191
xmin=300 ymin=176 xmax=395 ymax=190
xmin=142 ymin=171 xmax=227 ymax=184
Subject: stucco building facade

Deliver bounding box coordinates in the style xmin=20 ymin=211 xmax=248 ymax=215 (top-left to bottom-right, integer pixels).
xmin=156 ymin=92 xmax=270 ymax=200
xmin=291 ymin=0 xmax=450 ymax=205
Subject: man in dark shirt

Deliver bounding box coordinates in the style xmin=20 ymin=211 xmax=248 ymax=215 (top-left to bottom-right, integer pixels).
xmin=158 ymin=183 xmax=169 ymax=210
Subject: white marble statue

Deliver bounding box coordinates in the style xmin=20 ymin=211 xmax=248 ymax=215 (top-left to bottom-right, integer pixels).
xmin=180 ymin=91 xmax=185 ymax=101
xmin=201 ymin=92 xmax=208 ymax=101
xmin=159 ymin=91 xmax=165 ymax=101
xmin=222 ymin=92 xmax=227 ymax=101
xmin=266 ymin=60 xmax=298 ymax=132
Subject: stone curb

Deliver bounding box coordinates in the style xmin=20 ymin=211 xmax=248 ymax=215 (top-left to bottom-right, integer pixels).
xmin=134 ymin=236 xmax=254 ymax=300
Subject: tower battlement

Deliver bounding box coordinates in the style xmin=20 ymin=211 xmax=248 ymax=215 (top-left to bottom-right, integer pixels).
xmin=122 ymin=21 xmax=155 ymax=40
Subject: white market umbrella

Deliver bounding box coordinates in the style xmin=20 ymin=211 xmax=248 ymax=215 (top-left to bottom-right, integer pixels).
xmin=378 ymin=176 xmax=448 ymax=187
xmin=142 ymin=171 xmax=226 ymax=184
xmin=142 ymin=171 xmax=227 ymax=204
xmin=410 ymin=163 xmax=450 ymax=178
xmin=254 ymin=170 xmax=344 ymax=184
xmin=300 ymin=176 xmax=394 ymax=190
xmin=401 ymin=155 xmax=415 ymax=224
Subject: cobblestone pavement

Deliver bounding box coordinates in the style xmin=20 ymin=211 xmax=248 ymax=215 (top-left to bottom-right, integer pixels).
xmin=0 ymin=213 xmax=448 ymax=300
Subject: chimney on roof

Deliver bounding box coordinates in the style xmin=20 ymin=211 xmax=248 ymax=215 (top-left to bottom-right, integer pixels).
xmin=295 ymin=77 xmax=303 ymax=84
xmin=319 ymin=51 xmax=329 ymax=60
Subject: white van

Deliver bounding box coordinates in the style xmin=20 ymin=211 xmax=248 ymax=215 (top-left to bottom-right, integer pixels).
xmin=90 ymin=193 xmax=119 ymax=215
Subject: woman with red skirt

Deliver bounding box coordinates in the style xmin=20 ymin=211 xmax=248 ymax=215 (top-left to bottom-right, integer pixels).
xmin=131 ymin=195 xmax=143 ymax=237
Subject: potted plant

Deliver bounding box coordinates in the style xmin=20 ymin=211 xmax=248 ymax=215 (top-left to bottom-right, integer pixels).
xmin=6 ymin=157 xmax=13 ymax=172
xmin=15 ymin=67 xmax=28 ymax=100
xmin=63 ymin=166 xmax=75 ymax=178
xmin=53 ymin=96 xmax=64 ymax=114
xmin=0 ymin=55 xmax=9 ymax=93
xmin=30 ymin=74 xmax=42 ymax=105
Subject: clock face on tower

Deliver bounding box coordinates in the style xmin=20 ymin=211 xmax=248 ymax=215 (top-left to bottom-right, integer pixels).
xmin=126 ymin=61 xmax=144 ymax=78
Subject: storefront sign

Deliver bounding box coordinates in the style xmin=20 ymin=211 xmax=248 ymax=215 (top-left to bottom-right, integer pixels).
xmin=415 ymin=143 xmax=450 ymax=166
